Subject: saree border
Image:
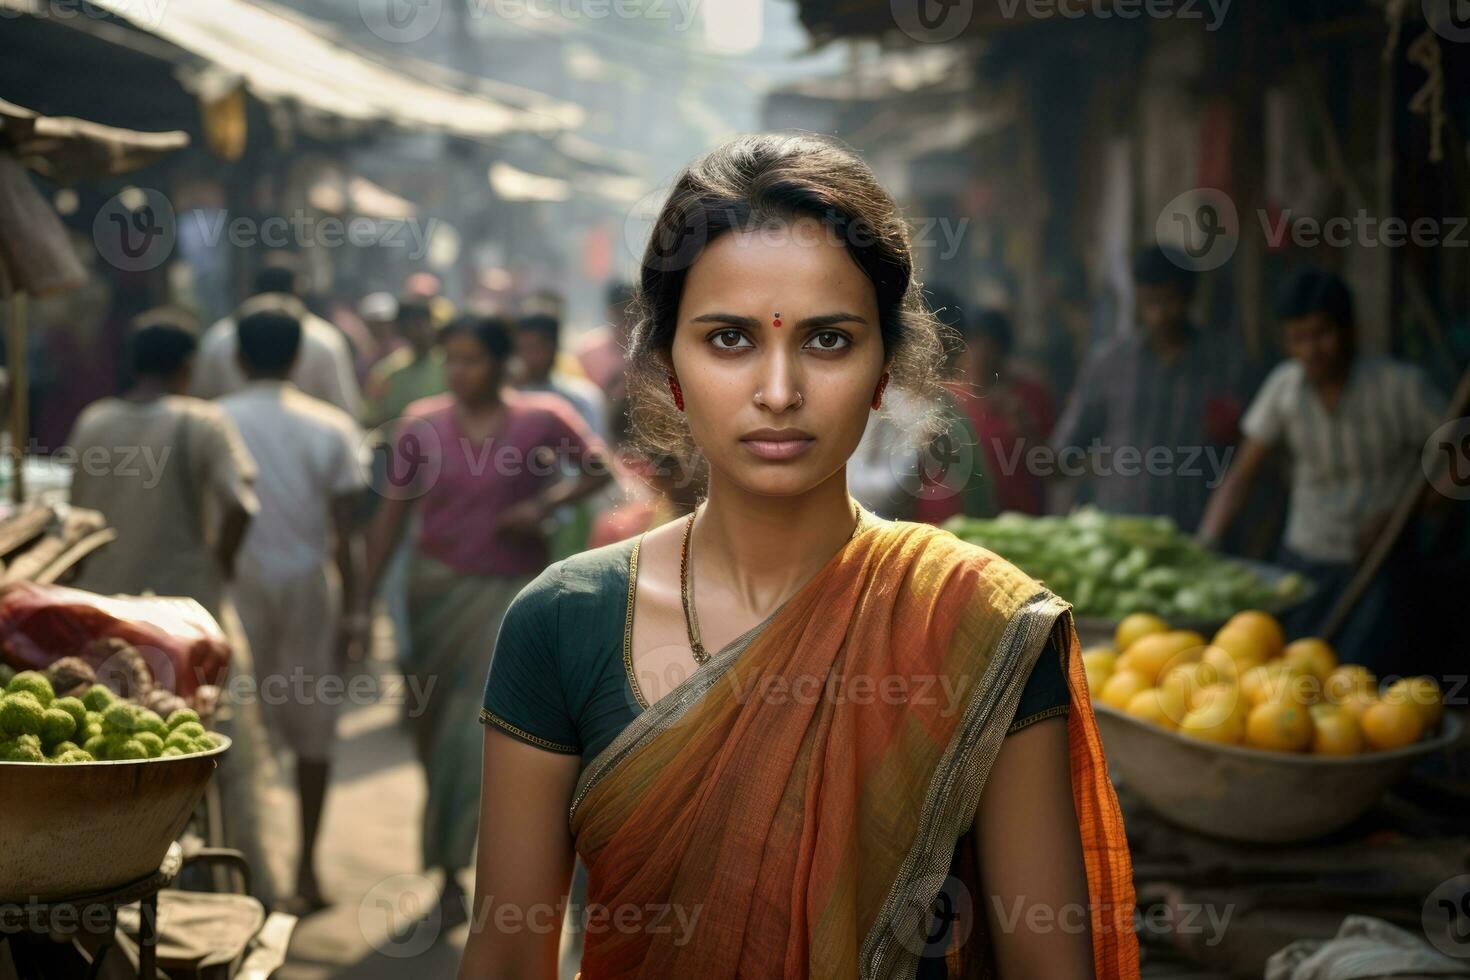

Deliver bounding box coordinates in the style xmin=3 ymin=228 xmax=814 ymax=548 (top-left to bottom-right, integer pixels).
xmin=572 ymin=508 xmax=887 ymax=825
xmin=860 ymin=590 xmax=1073 ymax=980
xmin=570 ymin=597 xmax=776 ymax=824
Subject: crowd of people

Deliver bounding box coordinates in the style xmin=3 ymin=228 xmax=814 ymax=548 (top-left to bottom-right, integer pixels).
xmin=47 ymin=238 xmax=1455 ymax=921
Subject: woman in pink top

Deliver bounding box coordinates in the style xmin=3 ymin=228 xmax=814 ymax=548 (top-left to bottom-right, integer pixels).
xmin=366 ymin=314 xmax=612 ymax=918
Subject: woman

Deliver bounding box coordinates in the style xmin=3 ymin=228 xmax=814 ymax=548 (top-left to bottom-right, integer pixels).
xmin=366 ymin=315 xmax=612 ymax=918
xmin=460 ymin=135 xmax=1137 ymax=978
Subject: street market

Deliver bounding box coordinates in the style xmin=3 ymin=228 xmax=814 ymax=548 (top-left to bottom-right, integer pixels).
xmin=1 ymin=1 xmax=1469 ymax=978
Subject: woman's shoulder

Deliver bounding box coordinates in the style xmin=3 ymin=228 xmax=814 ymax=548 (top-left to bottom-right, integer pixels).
xmin=510 ymin=536 xmax=639 ymax=619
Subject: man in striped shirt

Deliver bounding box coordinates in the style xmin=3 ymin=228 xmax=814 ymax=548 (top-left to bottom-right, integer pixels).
xmin=1198 ymin=268 xmax=1447 ymax=663
xmin=1048 ymin=246 xmax=1256 ymax=532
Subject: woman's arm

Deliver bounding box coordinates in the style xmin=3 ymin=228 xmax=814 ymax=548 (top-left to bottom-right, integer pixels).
xmin=458 ymin=728 xmax=581 ymax=980
xmin=973 ymin=716 xmax=1094 ymax=979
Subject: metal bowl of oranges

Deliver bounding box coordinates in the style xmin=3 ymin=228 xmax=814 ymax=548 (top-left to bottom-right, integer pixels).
xmin=1085 ymin=611 xmax=1462 ymax=843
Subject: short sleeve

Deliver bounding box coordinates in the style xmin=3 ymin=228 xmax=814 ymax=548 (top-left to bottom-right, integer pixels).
xmin=1240 ymin=363 xmax=1292 ymax=447
xmin=480 ymin=567 xmax=581 ymax=755
xmin=194 ymin=409 xmax=259 ymax=516
xmin=1007 ymin=635 xmax=1071 ymax=735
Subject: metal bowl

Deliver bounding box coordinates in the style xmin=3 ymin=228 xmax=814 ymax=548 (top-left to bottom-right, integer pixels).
xmin=1094 ymin=706 xmax=1461 ymax=843
xmin=0 ymin=735 xmax=230 ymax=902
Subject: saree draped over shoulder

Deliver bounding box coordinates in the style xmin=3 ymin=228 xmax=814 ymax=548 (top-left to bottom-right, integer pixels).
xmin=567 ymin=518 xmax=1138 ymax=979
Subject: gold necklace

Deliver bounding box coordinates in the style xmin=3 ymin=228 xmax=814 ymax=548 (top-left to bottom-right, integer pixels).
xmin=680 ymin=498 xmax=866 ymax=665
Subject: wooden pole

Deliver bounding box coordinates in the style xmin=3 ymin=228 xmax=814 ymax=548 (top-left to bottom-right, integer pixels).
xmin=8 ymin=290 xmax=25 ymax=505
xmin=1321 ymin=361 xmax=1470 ymax=639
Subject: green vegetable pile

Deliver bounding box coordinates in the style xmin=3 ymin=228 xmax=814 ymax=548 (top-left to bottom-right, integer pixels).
xmin=944 ymin=507 xmax=1307 ymax=623
xmin=0 ymin=671 xmax=217 ymax=763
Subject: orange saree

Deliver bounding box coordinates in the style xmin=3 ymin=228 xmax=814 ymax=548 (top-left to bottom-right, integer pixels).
xmin=569 ymin=514 xmax=1139 ymax=978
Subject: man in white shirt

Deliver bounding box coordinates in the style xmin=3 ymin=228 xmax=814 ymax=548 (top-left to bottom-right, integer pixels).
xmin=194 ymin=259 xmax=363 ymax=419
xmin=219 ymin=295 xmax=371 ymax=913
xmin=1199 ymin=268 xmax=1447 ymax=667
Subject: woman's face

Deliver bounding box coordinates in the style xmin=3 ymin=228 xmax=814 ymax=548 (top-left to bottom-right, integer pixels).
xmin=669 ymin=217 xmax=887 ymax=498
xmin=444 ymin=332 xmax=501 ymax=403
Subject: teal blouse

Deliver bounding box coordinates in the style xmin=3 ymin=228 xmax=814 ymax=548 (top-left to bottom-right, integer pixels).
xmin=480 ymin=536 xmax=1071 ymax=765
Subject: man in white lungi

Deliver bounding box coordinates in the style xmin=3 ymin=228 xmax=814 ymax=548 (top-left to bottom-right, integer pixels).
xmin=220 ymin=294 xmax=371 ymax=914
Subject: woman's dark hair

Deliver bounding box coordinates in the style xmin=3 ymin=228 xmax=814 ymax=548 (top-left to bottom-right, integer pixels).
xmin=625 ymin=133 xmax=950 ymax=469
xmin=440 ymin=313 xmax=513 ymax=361
xmin=126 ymin=311 xmax=198 ymax=378
xmin=1275 ymin=267 xmax=1355 ymax=332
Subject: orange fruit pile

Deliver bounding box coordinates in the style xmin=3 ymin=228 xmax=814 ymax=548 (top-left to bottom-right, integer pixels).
xmin=1086 ymin=609 xmax=1446 ymax=756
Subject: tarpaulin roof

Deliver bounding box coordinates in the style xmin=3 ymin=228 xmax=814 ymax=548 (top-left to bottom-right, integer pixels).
xmin=4 ymin=0 xmax=582 ymax=141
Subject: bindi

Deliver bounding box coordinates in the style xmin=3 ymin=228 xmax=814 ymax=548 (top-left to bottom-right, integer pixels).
xmin=772 ymin=312 xmax=782 ymax=328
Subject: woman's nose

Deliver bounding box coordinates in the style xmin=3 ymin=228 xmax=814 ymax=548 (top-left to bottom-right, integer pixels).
xmin=755 ymin=350 xmax=803 ymax=411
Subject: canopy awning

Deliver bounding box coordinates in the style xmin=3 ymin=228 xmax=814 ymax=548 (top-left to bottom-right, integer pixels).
xmin=1 ymin=0 xmax=582 ymax=141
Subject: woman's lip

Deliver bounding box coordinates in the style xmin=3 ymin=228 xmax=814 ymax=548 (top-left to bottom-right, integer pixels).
xmin=741 ymin=437 xmax=815 ymax=460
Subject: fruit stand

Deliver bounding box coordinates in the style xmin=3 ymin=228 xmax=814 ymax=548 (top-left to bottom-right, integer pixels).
xmin=948 ymin=509 xmax=1468 ymax=975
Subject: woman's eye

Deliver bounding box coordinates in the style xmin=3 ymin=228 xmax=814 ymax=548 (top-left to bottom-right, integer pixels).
xmin=710 ymin=329 xmax=751 ymax=350
xmin=806 ymin=331 xmax=850 ymax=351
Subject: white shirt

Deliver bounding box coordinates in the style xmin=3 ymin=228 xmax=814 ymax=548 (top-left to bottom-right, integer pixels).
xmin=1241 ymin=356 xmax=1446 ymax=563
xmin=219 ymin=381 xmax=369 ymax=577
xmin=193 ymin=309 xmax=363 ymax=419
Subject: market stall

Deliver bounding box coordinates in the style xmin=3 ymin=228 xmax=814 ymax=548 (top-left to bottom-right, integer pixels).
xmin=0 ymin=103 xmax=292 ymax=980
xmin=947 ymin=508 xmax=1469 ymax=975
